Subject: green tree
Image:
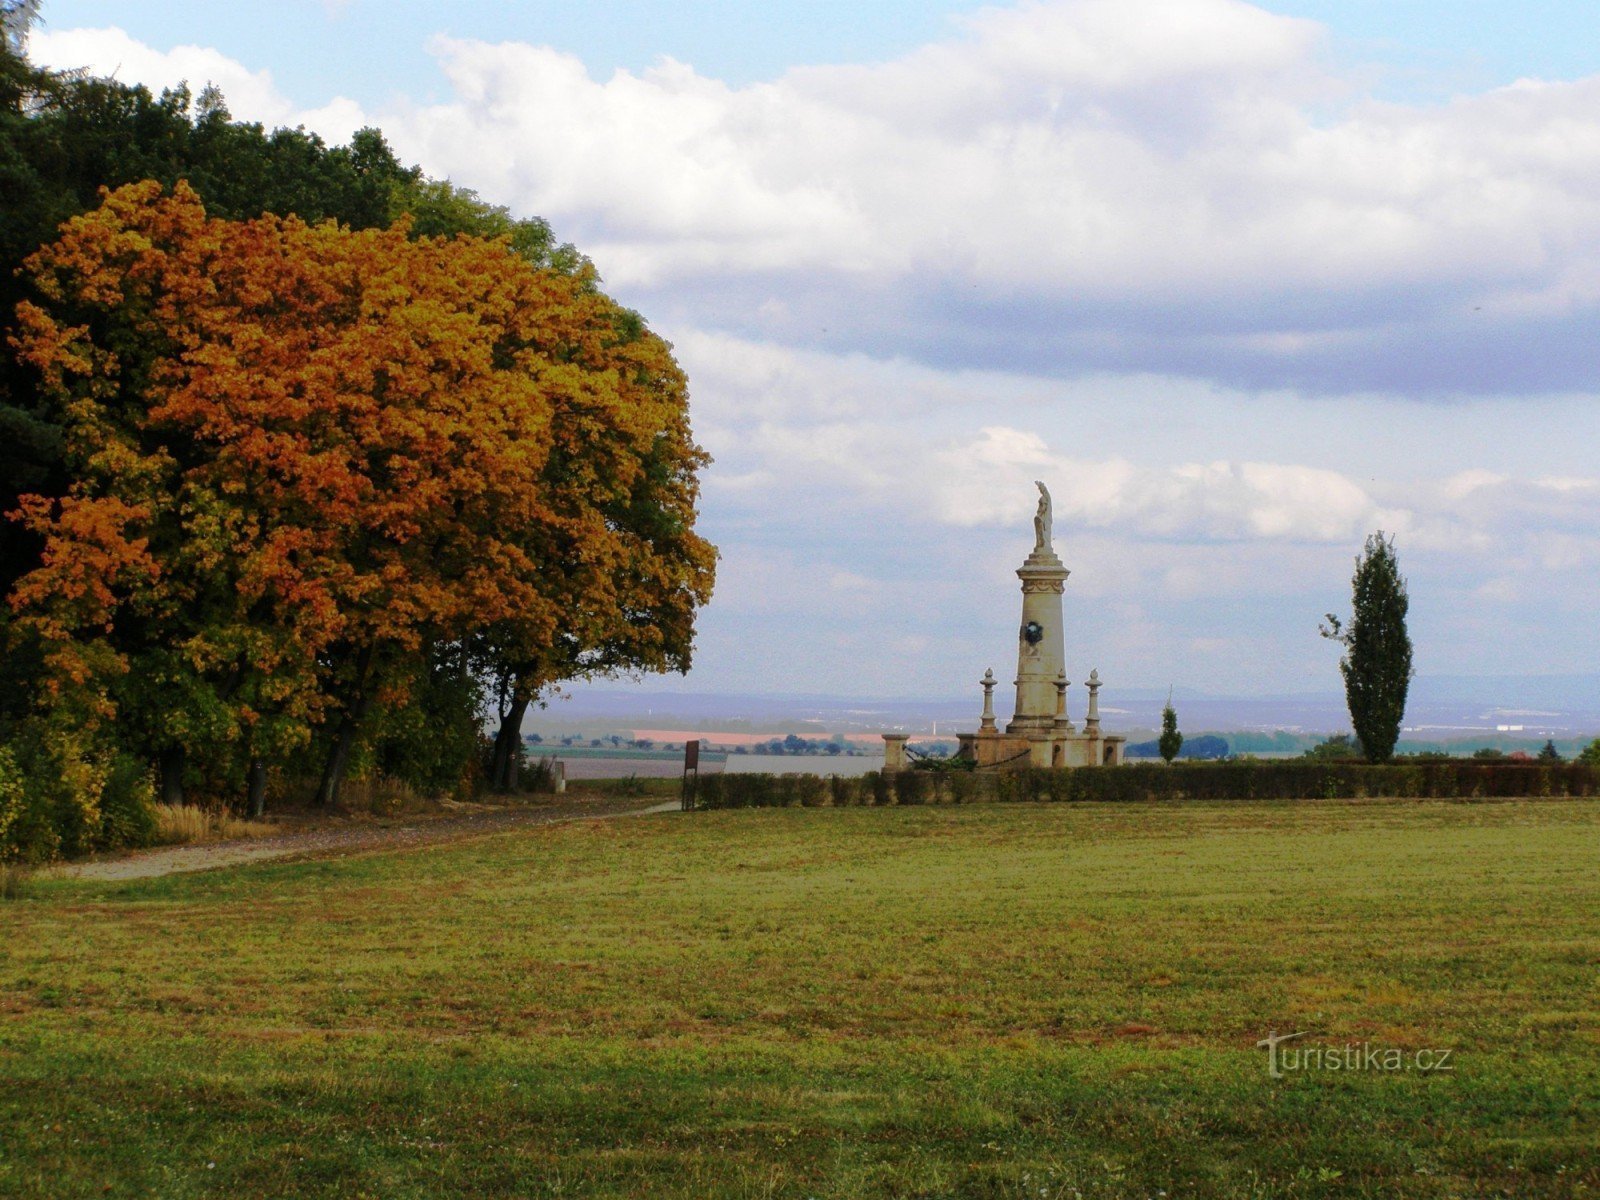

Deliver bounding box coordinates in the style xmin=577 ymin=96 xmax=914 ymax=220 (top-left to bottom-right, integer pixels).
xmin=1321 ymin=531 xmax=1414 ymax=763
xmin=1537 ymin=739 xmax=1561 ymax=763
xmin=1302 ymin=733 xmax=1362 ymax=761
xmin=1578 ymin=738 xmax=1600 ymax=766
xmin=1 ymin=1 xmax=40 ymax=55
xmin=1158 ymin=692 xmax=1183 ymax=764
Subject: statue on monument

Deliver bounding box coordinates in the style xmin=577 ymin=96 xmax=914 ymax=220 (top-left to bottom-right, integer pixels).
xmin=1032 ymin=480 xmax=1053 ymax=553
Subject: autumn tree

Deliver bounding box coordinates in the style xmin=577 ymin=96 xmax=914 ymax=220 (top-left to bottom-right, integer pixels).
xmin=480 ymin=304 xmax=716 ymax=792
xmin=0 ymin=41 xmax=576 ymax=611
xmin=9 ymin=181 xmax=712 ymax=810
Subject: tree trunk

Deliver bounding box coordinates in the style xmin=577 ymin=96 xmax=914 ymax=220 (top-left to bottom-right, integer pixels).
xmin=489 ymin=690 xmax=531 ymax=792
xmin=246 ymin=757 xmax=267 ymax=818
xmin=314 ymin=647 xmax=374 ymax=807
xmin=159 ymin=744 xmax=185 ymax=807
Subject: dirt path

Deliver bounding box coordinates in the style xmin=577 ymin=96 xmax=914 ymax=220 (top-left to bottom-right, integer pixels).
xmin=50 ymin=798 xmax=681 ymax=883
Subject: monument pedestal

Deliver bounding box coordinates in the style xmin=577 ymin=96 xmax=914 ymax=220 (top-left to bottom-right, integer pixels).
xmin=1006 ymin=548 xmax=1069 ymax=738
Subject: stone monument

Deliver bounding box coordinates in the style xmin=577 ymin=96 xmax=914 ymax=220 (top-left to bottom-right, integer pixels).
xmin=952 ymin=481 xmax=1126 ymax=770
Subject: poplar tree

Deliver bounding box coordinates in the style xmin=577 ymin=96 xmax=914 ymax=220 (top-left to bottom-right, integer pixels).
xmin=1158 ymin=693 xmax=1183 ymax=764
xmin=1321 ymin=532 xmax=1414 ymax=762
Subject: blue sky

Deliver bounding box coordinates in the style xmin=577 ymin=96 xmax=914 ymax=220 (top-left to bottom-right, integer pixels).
xmin=39 ymin=0 xmax=1600 ymax=101
xmin=23 ymin=1 xmax=1600 ymax=705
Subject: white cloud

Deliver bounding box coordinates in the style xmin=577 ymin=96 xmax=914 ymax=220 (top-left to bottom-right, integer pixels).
xmin=34 ymin=3 xmax=1600 ymax=391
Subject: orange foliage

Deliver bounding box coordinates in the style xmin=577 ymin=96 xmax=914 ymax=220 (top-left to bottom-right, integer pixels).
xmin=7 ymin=180 xmax=714 ymax=771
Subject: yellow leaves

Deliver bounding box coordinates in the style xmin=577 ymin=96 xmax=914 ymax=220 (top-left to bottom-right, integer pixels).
xmin=10 ymin=177 xmax=715 ymax=741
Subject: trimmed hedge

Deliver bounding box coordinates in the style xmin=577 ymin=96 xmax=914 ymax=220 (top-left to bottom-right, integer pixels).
xmin=693 ymin=761 xmax=1600 ymax=809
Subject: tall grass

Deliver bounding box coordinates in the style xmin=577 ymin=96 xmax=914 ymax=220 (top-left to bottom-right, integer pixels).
xmin=336 ymin=775 xmax=429 ymax=817
xmin=150 ymin=804 xmax=274 ymax=846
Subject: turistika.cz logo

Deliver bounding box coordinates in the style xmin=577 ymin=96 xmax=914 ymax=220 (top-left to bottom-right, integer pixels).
xmin=1256 ymin=1031 xmax=1456 ymax=1079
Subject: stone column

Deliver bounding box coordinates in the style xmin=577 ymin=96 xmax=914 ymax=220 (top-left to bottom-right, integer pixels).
xmin=882 ymin=734 xmax=910 ymax=771
xmin=979 ymin=669 xmax=998 ymax=732
xmin=1082 ymin=669 xmax=1104 ymax=766
xmin=1007 ymin=546 xmax=1070 ymax=735
xmin=1053 ymin=669 xmax=1074 ymax=732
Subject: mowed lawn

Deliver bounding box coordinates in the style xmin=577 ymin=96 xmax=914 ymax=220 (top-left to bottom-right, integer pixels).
xmin=3 ymin=800 xmax=1598 ymax=1198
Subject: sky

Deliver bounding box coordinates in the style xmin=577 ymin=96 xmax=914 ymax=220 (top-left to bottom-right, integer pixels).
xmin=21 ymin=1 xmax=1600 ymax=703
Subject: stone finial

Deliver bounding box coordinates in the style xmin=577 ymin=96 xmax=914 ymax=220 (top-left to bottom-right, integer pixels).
xmin=979 ymin=668 xmax=998 ymax=732
xmin=1085 ymin=668 xmax=1102 ymax=733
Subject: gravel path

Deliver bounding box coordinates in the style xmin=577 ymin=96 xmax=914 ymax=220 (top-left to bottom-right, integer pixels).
xmin=50 ymin=798 xmax=681 ymax=882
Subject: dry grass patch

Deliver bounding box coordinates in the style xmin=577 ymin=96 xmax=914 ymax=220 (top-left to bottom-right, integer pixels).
xmin=150 ymin=803 xmax=275 ymax=846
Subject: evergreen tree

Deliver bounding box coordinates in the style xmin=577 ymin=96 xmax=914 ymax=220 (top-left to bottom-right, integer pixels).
xmin=1158 ymin=693 xmax=1183 ymax=763
xmin=1321 ymin=532 xmax=1414 ymax=763
xmin=1537 ymin=739 xmax=1561 ymax=763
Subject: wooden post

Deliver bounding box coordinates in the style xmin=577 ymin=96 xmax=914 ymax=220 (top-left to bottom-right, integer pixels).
xmin=681 ymin=739 xmax=700 ymax=810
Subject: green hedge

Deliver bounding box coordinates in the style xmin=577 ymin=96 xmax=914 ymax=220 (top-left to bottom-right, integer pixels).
xmin=693 ymin=761 xmax=1600 ymax=809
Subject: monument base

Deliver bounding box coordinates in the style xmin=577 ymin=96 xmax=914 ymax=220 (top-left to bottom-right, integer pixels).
xmin=956 ymin=728 xmax=1126 ymax=770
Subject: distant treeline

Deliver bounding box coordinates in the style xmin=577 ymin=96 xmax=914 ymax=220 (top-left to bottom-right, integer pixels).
xmin=1125 ymin=734 xmax=1230 ymax=759
xmin=526 ymin=732 xmax=873 ymax=756
xmin=1124 ymin=730 xmax=1600 ymax=759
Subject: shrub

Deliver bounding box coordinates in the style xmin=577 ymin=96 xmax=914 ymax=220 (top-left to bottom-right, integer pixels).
xmin=946 ymin=770 xmax=977 ymax=805
xmin=828 ymin=775 xmax=857 ymax=807
xmin=895 ymin=771 xmax=930 ymax=805
xmin=794 ymin=775 xmax=828 ymax=807
xmin=524 ymin=756 xmax=559 ymax=794
xmin=870 ymin=771 xmax=894 ymax=806
xmin=697 ymin=774 xmax=725 ymax=809
xmin=0 ymin=728 xmax=107 ymax=862
xmin=0 ymin=747 xmax=22 ymax=860
xmin=687 ymin=761 xmax=1600 ymax=811
xmin=98 ymin=753 xmax=158 ymax=850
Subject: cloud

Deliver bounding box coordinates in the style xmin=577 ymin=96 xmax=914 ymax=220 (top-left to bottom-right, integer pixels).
xmin=369 ymin=3 xmax=1600 ymax=394
xmin=34 ymin=2 xmax=1600 ymax=393
xmin=677 ymin=328 xmax=1600 ymax=577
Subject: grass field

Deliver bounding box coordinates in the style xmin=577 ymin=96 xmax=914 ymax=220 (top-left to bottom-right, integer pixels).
xmin=3 ymin=798 xmax=1598 ymax=1198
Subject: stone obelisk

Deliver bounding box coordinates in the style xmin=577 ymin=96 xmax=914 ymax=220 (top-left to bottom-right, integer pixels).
xmin=1006 ymin=481 xmax=1070 ymax=736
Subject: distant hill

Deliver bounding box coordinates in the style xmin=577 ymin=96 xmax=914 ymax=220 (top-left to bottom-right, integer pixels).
xmin=1125 ymin=734 xmax=1230 ymax=760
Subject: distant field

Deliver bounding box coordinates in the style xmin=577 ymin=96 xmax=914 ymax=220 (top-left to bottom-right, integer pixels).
xmin=3 ymin=799 xmax=1597 ymax=1198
